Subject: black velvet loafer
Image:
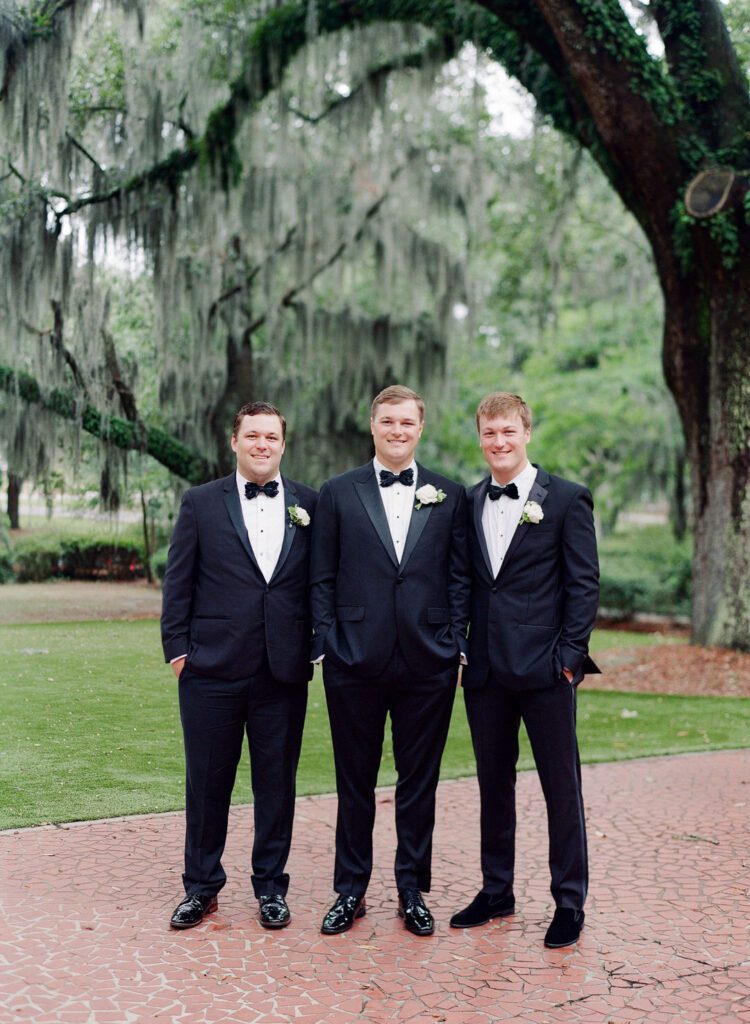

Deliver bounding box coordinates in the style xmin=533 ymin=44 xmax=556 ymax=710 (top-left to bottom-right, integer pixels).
xmin=320 ymin=894 xmax=366 ymax=935
xmin=259 ymin=894 xmax=291 ymax=929
xmin=449 ymin=891 xmax=515 ymax=929
xmin=544 ymin=908 xmax=585 ymax=948
xmin=169 ymin=893 xmax=218 ymax=929
xmin=398 ymin=889 xmax=435 ymax=936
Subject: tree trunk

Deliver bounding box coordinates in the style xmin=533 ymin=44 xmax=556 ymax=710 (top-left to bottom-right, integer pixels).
xmin=670 ymin=450 xmax=687 ymax=542
xmin=139 ymin=488 xmax=154 ymax=584
xmin=663 ymin=269 xmax=750 ymax=650
xmin=7 ymin=473 xmax=21 ymax=529
xmin=210 ymin=333 xmax=255 ymax=476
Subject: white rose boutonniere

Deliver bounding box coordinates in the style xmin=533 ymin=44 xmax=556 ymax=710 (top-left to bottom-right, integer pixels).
xmin=520 ymin=500 xmax=544 ymax=525
xmin=287 ymin=505 xmax=310 ymax=527
xmin=415 ymin=484 xmax=447 ymax=510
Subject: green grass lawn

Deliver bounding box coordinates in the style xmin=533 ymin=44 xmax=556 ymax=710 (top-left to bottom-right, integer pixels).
xmin=0 ymin=620 xmax=745 ymax=830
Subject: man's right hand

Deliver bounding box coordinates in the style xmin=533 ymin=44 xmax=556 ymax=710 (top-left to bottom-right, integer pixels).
xmin=171 ymin=657 xmax=187 ymax=679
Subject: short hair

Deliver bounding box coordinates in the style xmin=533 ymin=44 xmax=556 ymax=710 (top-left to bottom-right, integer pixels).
xmin=370 ymin=384 xmax=425 ymax=422
xmin=475 ymin=392 xmax=532 ymax=433
xmin=232 ymin=402 xmax=287 ymax=440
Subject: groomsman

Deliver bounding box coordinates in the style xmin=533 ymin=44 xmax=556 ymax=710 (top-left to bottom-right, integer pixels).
xmin=451 ymin=392 xmax=599 ymax=948
xmin=161 ymin=402 xmax=317 ymax=930
xmin=311 ymin=385 xmax=470 ymax=936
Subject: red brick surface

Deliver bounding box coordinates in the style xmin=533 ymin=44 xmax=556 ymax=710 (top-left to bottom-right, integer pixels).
xmin=2 ymin=751 xmax=749 ymax=1023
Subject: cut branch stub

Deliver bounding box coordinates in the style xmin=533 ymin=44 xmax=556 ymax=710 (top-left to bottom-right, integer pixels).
xmin=685 ymin=168 xmax=736 ymax=218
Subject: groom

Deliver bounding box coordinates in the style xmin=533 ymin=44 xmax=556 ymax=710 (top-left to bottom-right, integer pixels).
xmin=161 ymin=401 xmax=317 ymax=930
xmin=310 ymin=384 xmax=470 ymax=936
xmin=451 ymin=392 xmax=599 ymax=948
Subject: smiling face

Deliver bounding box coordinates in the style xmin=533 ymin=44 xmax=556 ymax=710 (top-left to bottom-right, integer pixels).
xmin=370 ymin=399 xmax=424 ymax=472
xmin=478 ymin=412 xmax=531 ymax=484
xmin=231 ymin=413 xmax=285 ymax=484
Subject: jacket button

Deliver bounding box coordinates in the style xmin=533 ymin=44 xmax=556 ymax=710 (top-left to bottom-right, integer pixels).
xmin=396 ymin=577 xmax=404 ymax=585
xmin=491 ymin=586 xmax=497 ymax=593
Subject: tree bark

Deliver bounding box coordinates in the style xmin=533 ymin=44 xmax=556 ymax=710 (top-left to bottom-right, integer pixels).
xmin=661 ymin=260 xmax=750 ymax=649
xmin=7 ymin=472 xmax=21 ymax=529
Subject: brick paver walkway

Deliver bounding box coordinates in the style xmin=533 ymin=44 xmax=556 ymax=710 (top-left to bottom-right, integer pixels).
xmin=2 ymin=750 xmax=749 ymax=1023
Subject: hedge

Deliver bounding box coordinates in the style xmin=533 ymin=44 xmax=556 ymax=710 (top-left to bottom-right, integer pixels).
xmin=8 ymin=535 xmax=146 ymax=582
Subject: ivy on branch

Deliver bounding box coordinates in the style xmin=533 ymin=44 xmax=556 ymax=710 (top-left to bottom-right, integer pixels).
xmin=0 ymin=364 xmax=212 ymax=485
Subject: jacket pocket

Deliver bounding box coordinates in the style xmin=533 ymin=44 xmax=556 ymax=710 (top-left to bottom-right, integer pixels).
xmin=336 ymin=606 xmax=365 ymax=621
xmin=427 ymin=607 xmax=450 ymax=624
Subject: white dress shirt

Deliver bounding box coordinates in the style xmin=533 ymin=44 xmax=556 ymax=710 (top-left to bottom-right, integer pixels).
xmin=482 ymin=460 xmax=537 ymax=579
xmin=374 ymin=457 xmax=417 ymax=563
xmin=237 ymin=471 xmax=285 ymax=582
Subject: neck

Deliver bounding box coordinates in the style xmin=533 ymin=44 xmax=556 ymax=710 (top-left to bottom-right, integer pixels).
xmin=492 ymin=460 xmax=529 ymax=487
xmin=240 ymin=468 xmax=278 ymax=486
xmin=377 ymin=454 xmax=415 ymax=473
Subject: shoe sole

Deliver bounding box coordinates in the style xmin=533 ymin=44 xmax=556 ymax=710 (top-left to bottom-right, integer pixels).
xmin=449 ymin=906 xmax=515 ymax=929
xmin=544 ymin=929 xmax=583 ymax=949
xmin=260 ymin=916 xmax=291 ymax=930
xmin=170 ymin=898 xmax=218 ymax=929
xmin=320 ymin=903 xmax=366 ymax=935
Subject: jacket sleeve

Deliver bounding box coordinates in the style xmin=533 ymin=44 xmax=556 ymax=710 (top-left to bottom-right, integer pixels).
xmin=160 ymin=490 xmax=199 ymax=663
xmin=557 ymin=486 xmax=600 ymax=676
xmin=309 ymin=481 xmax=338 ymax=660
xmin=448 ymin=486 xmax=472 ymax=657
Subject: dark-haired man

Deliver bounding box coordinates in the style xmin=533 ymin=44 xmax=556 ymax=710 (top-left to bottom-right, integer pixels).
xmin=451 ymin=392 xmax=599 ymax=949
xmin=311 ymin=385 xmax=470 ymax=936
xmin=161 ymin=402 xmax=317 ymax=930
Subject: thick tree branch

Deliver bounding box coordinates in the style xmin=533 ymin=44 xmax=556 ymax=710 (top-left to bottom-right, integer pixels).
xmin=0 ymin=363 xmax=211 ymax=485
xmin=651 ymin=0 xmax=750 ymax=157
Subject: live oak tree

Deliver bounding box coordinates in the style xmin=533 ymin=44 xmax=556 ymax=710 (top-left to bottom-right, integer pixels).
xmin=1 ymin=0 xmax=749 ymax=648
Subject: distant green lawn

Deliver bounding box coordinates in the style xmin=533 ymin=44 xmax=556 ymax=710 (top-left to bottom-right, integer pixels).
xmin=0 ymin=621 xmax=745 ymax=830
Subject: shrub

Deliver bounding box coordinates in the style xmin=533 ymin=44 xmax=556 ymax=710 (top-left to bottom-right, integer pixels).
xmin=0 ymin=552 xmax=15 ymax=583
xmin=151 ymin=545 xmax=170 ymax=581
xmin=13 ymin=543 xmax=63 ymax=582
xmin=59 ymin=540 xmax=145 ymax=580
xmin=598 ymin=525 xmax=691 ymax=616
xmin=10 ymin=533 xmax=146 ymax=582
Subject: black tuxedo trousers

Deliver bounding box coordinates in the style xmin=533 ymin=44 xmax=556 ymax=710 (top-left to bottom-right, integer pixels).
xmin=465 ymin=678 xmax=588 ymax=910
xmin=179 ymin=661 xmax=307 ymax=898
xmin=323 ymin=647 xmax=456 ymax=897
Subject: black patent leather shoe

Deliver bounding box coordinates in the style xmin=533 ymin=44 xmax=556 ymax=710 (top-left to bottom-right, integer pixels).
xmin=169 ymin=893 xmax=218 ymax=929
xmin=398 ymin=888 xmax=434 ymax=936
xmin=449 ymin=890 xmax=515 ymax=929
xmin=259 ymin=894 xmax=291 ymax=929
xmin=320 ymin=894 xmax=366 ymax=934
xmin=544 ymin=908 xmax=585 ymax=948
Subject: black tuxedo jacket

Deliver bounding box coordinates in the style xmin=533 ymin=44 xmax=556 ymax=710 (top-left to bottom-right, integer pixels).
xmin=463 ymin=466 xmax=600 ymax=691
xmin=310 ymin=461 xmax=470 ymax=679
xmin=161 ymin=473 xmax=318 ymax=683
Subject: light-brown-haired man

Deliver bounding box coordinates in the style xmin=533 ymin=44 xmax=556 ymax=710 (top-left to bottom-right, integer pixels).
xmin=311 ymin=385 xmax=470 ymax=936
xmin=161 ymin=402 xmax=317 ymax=931
xmin=451 ymin=391 xmax=600 ymax=948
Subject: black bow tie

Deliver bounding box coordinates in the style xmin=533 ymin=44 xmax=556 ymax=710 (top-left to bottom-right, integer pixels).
xmin=245 ymin=480 xmax=279 ymax=499
xmin=488 ymin=482 xmax=519 ymax=501
xmin=379 ymin=468 xmax=414 ymax=488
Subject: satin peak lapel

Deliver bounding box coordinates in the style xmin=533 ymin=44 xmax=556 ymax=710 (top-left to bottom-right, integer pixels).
xmin=400 ymin=469 xmax=433 ymax=570
xmin=269 ymin=478 xmax=300 ymax=583
xmin=499 ymin=475 xmax=549 ymax=575
xmin=354 ymin=469 xmax=400 ymax=568
xmin=473 ymin=478 xmax=494 ymax=581
xmin=223 ymin=478 xmax=262 ymax=575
